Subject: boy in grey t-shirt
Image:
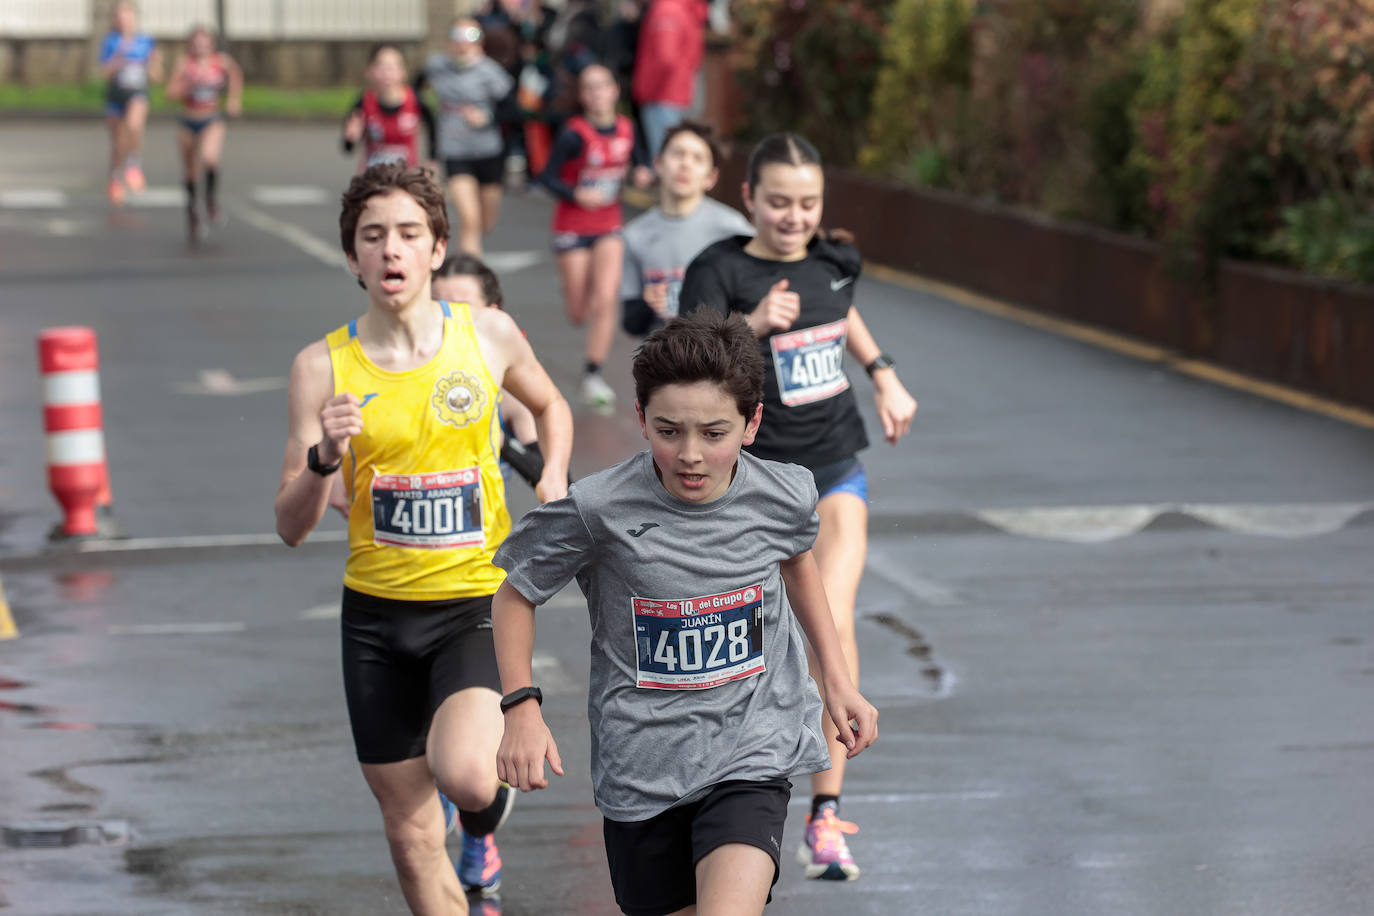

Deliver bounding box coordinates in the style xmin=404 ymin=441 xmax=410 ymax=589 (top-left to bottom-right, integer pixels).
xmin=621 ymin=121 xmax=755 ymax=337
xmin=491 ymin=309 xmax=877 ymax=915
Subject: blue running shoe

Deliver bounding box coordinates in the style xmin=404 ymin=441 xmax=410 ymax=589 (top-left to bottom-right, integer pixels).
xmin=459 ymin=831 xmax=502 ymax=897
xmin=439 ymin=792 xmax=458 ymax=836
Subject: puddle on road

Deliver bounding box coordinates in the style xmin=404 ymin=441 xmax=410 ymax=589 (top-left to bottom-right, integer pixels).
xmin=866 ymin=612 xmax=950 ymax=695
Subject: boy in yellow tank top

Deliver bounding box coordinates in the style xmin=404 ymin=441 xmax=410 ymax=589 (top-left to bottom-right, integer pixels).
xmin=274 ymin=162 xmax=572 ymax=913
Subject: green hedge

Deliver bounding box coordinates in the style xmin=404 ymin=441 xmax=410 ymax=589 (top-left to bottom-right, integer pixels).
xmin=734 ymin=0 xmax=1374 ymax=286
xmin=0 ymin=83 xmax=358 ymax=118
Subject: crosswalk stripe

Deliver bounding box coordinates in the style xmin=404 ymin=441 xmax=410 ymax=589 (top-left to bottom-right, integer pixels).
xmin=251 ymin=185 xmax=331 ymax=206
xmin=126 ymin=187 xmax=187 ymax=208
xmin=0 ymin=188 xmax=67 ymax=208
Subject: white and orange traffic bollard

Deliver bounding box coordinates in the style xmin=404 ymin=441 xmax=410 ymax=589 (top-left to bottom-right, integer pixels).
xmin=38 ymin=327 xmax=114 ymax=538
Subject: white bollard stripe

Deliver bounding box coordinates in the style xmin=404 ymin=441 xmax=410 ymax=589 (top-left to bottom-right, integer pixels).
xmin=45 ymin=430 xmax=106 ymax=465
xmin=42 ymin=370 xmax=102 ymax=406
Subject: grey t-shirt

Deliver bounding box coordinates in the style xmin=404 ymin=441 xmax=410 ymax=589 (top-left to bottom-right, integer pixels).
xmin=621 ymin=198 xmax=755 ymax=318
xmin=493 ymin=450 xmax=831 ymax=821
xmin=423 ymin=54 xmax=513 ymax=160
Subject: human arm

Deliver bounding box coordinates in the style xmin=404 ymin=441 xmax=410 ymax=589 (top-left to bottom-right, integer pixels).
xmin=163 ymin=55 xmax=188 ymax=101
xmin=844 ymin=306 xmax=916 ymax=445
xmin=780 ymin=550 xmax=878 ymax=758
xmin=535 ymin=127 xmax=584 ymax=203
xmin=98 ymin=35 xmax=123 ymax=79
xmin=341 ymin=92 xmax=366 ymax=154
xmin=481 ymin=310 xmax=573 ymax=502
xmin=492 ymin=581 xmax=564 ymax=790
xmin=147 ymin=44 xmax=164 ymax=84
xmin=223 ymin=54 xmax=244 ymax=116
xmin=274 ymin=342 xmax=360 ymax=546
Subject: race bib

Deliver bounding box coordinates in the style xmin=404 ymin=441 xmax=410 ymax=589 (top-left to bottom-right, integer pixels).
xmin=634 ymin=585 xmax=765 ymax=690
xmin=366 ymin=146 xmax=412 ymax=168
xmin=770 ymin=318 xmax=849 ymax=406
xmin=579 ymin=166 xmax=625 ymax=201
xmin=370 ymin=467 xmax=484 ymax=549
xmin=116 ymin=62 xmax=147 ymax=90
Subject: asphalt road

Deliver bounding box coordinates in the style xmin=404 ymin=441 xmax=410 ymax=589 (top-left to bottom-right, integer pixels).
xmin=1 ymin=120 xmax=1372 ymax=916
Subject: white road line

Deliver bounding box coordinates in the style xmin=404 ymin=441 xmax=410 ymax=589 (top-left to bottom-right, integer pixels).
xmin=300 ymin=604 xmax=339 ymax=620
xmin=74 ymin=530 xmax=348 ymax=553
xmin=173 ymin=369 xmax=288 ymax=396
xmin=976 ymin=500 xmax=1374 ymax=542
xmin=108 ymin=622 xmax=247 ymax=636
xmin=483 ymin=250 xmax=543 ymax=273
xmin=532 ymin=652 xmax=580 ymax=693
xmin=230 ymin=202 xmax=348 ymax=270
xmin=0 ymin=188 xmax=67 ymax=208
xmin=864 ymin=548 xmax=963 ymax=606
xmin=251 ymin=185 xmax=331 ymax=206
xmin=126 ymin=187 xmax=188 ymax=208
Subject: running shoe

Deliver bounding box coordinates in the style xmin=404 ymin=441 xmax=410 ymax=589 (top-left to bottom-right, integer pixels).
xmin=458 ymin=831 xmax=503 ymax=897
xmin=580 ymin=372 xmax=616 ymax=409
xmin=107 ymin=179 xmax=126 ymax=206
xmin=439 ymin=792 xmax=459 ymax=836
xmin=187 ymin=207 xmax=203 ymax=243
xmin=124 ymin=164 xmax=146 ymax=193
xmin=458 ymin=782 xmax=516 ymax=837
xmin=206 ymin=201 xmax=227 ymax=228
xmin=796 ymin=803 xmax=860 ymax=881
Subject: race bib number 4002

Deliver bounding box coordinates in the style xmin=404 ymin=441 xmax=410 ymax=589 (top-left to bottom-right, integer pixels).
xmin=634 ymin=585 xmax=765 ymax=690
xmin=770 ymin=318 xmax=849 ymax=407
xmin=371 ymin=468 xmax=484 ymax=550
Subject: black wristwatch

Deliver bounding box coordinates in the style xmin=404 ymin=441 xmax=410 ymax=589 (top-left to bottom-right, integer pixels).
xmin=500 ymin=686 xmax=543 ymax=713
xmin=307 ymin=443 xmax=342 ymax=476
xmin=865 ymin=353 xmax=896 ymax=377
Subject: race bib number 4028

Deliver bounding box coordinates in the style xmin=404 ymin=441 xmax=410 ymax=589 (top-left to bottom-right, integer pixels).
xmin=770 ymin=318 xmax=849 ymax=407
xmin=634 ymin=585 xmax=765 ymax=690
xmin=370 ymin=468 xmax=484 ymax=550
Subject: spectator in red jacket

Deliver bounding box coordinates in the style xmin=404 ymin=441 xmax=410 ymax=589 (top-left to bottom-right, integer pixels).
xmin=632 ymin=0 xmax=707 ymax=160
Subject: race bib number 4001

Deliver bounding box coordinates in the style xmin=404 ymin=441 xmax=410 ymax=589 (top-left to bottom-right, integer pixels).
xmin=371 ymin=468 xmax=484 ymax=550
xmin=770 ymin=318 xmax=850 ymax=407
xmin=634 ymin=585 xmax=765 ymax=690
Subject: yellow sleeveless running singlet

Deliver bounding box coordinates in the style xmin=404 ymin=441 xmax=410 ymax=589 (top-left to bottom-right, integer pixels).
xmin=327 ymin=301 xmax=509 ymax=600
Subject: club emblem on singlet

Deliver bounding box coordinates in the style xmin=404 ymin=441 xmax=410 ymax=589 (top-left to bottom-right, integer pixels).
xmin=432 ymin=371 xmax=488 ymax=429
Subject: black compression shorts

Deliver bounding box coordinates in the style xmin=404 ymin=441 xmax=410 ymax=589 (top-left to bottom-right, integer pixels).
xmin=340 ymin=587 xmax=500 ymax=764
xmin=602 ymin=778 xmax=791 ymax=915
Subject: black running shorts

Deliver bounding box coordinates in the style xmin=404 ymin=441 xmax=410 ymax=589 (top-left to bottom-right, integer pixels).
xmin=602 ymin=778 xmax=791 ymax=916
xmin=444 ymin=154 xmax=504 ymax=186
xmin=340 ymin=587 xmax=500 ymax=764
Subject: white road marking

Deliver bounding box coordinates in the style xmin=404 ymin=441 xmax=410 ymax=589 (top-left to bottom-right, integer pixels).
xmin=108 ymin=622 xmax=247 ymax=636
xmin=300 ymin=604 xmax=339 ymax=620
xmin=975 ymin=500 xmax=1374 ymax=542
xmin=229 ymin=202 xmax=349 ymax=270
xmin=483 ymin=250 xmax=543 ymax=273
xmin=73 ymin=530 xmax=348 ymax=553
xmin=126 ymin=187 xmax=188 ymax=208
xmin=173 ymin=369 xmax=288 ymax=396
xmin=44 ymin=217 xmax=94 ymax=237
xmin=532 ymin=652 xmax=580 ymax=693
xmin=0 ymin=188 xmax=67 ymax=208
xmin=251 ymin=185 xmax=331 ymax=206
xmin=864 ymin=548 xmax=963 ymax=606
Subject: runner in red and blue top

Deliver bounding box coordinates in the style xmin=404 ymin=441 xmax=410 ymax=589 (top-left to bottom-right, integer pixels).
xmin=343 ymin=44 xmax=436 ymax=174
xmin=165 ymin=25 xmax=243 ymax=241
xmin=536 ymin=62 xmax=648 ymax=410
